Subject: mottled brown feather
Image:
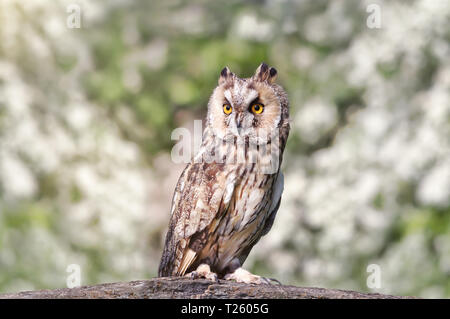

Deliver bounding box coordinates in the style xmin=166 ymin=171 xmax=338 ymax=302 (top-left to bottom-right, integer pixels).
xmin=158 ymin=63 xmax=289 ymax=278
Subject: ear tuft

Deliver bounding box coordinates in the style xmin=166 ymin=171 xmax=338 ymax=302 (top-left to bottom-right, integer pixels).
xmin=259 ymin=63 xmax=269 ymax=74
xmin=254 ymin=62 xmax=277 ymax=84
xmin=220 ymin=67 xmax=229 ymax=77
xmin=269 ymin=67 xmax=277 ymax=78
xmin=219 ymin=66 xmax=233 ymax=85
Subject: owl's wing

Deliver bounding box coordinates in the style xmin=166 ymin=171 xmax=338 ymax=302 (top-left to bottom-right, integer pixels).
xmin=229 ymin=171 xmax=284 ymax=267
xmin=261 ymin=172 xmax=284 ymax=236
xmin=158 ymin=162 xmax=236 ymax=277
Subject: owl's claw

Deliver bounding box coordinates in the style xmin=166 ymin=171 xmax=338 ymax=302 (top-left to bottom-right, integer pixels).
xmin=185 ymin=264 xmax=218 ymax=282
xmin=224 ymin=267 xmax=275 ymax=285
xmin=267 ymin=277 xmax=282 ymax=285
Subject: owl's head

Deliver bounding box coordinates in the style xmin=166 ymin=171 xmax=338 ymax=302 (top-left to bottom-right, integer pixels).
xmin=206 ymin=63 xmax=289 ymax=141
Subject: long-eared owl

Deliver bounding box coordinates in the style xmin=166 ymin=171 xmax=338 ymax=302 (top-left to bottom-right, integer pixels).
xmin=158 ymin=63 xmax=290 ymax=284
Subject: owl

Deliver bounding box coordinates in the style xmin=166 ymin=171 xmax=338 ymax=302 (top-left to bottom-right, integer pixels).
xmin=158 ymin=63 xmax=290 ymax=284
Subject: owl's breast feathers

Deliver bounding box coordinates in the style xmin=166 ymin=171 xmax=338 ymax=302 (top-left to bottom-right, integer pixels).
xmin=158 ymin=161 xmax=284 ymax=277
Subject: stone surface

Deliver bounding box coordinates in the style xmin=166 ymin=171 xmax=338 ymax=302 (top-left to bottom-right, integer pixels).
xmin=0 ymin=277 xmax=415 ymax=299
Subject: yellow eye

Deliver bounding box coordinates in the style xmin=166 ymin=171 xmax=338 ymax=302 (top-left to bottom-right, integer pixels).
xmin=251 ymin=103 xmax=264 ymax=114
xmin=223 ymin=104 xmax=232 ymax=115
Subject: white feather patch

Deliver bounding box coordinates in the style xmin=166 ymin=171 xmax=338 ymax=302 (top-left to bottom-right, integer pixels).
xmin=242 ymin=188 xmax=264 ymax=225
xmin=223 ymin=173 xmax=236 ymax=204
xmin=224 ymin=90 xmax=232 ymax=103
xmin=178 ymin=248 xmax=196 ymax=276
xmin=244 ymin=89 xmax=259 ymax=106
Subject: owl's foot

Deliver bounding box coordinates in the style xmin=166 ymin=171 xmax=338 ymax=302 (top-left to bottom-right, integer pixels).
xmin=224 ymin=267 xmax=276 ymax=285
xmin=185 ymin=264 xmax=218 ymax=282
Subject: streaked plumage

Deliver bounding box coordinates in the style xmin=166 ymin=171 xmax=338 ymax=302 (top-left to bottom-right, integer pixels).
xmin=158 ymin=63 xmax=290 ymax=282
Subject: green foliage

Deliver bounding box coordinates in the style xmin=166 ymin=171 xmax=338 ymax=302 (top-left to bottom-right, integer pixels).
xmin=0 ymin=0 xmax=449 ymax=298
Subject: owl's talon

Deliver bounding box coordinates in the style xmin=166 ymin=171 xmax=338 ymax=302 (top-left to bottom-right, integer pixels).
xmin=267 ymin=277 xmax=282 ymax=285
xmin=185 ymin=271 xmax=199 ymax=279
xmin=185 ymin=264 xmax=218 ymax=282
xmin=224 ymin=267 xmax=272 ymax=285
xmin=206 ymin=272 xmax=219 ymax=282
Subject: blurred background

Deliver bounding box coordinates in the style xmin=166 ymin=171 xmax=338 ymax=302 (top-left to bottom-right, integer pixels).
xmin=0 ymin=0 xmax=449 ymax=298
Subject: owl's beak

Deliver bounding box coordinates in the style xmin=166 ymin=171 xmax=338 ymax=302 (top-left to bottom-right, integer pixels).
xmin=235 ymin=118 xmax=244 ymax=137
xmin=235 ymin=113 xmax=244 ymax=130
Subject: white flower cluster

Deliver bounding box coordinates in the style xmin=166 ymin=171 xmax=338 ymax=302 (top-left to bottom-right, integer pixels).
xmin=0 ymin=0 xmax=162 ymax=292
xmin=250 ymin=0 xmax=450 ymax=297
xmin=0 ymin=0 xmax=448 ymax=298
